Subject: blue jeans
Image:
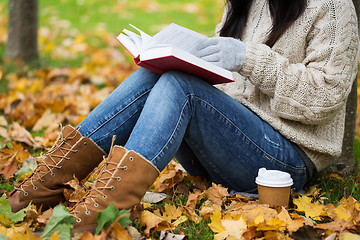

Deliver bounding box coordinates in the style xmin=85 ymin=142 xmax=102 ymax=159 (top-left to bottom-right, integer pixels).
xmin=78 ymin=68 xmax=309 ymax=192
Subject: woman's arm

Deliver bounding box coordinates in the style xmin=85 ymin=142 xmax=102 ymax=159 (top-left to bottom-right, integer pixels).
xmin=240 ymin=0 xmax=359 ymax=125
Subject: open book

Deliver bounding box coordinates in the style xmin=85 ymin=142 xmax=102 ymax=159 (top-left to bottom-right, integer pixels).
xmin=116 ymin=23 xmax=234 ymax=85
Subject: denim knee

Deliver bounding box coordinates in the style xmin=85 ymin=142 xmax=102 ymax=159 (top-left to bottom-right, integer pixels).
xmin=160 ymin=71 xmax=197 ymax=91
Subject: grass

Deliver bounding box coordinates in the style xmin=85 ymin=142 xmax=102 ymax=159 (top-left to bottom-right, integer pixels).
xmin=1 ymin=0 xmax=224 ymax=70
xmin=176 ymin=220 xmax=214 ymax=239
xmin=309 ymin=138 xmax=360 ymax=205
xmin=38 ymin=0 xmax=224 ymax=36
xmin=319 ymin=178 xmax=360 ymax=204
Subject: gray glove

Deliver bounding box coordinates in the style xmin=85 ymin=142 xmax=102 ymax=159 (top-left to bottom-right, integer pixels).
xmin=192 ymin=37 xmax=246 ymax=72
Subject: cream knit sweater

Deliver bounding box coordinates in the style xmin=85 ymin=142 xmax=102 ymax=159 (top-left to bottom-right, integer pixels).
xmin=215 ymin=0 xmax=359 ymax=171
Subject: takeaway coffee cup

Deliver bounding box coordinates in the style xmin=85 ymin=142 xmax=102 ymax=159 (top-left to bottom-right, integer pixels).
xmin=255 ymin=168 xmax=293 ymax=207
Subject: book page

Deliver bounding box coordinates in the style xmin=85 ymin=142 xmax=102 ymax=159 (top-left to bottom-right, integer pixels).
xmin=122 ymin=29 xmax=142 ymax=51
xmin=116 ymin=33 xmax=139 ymax=57
xmin=148 ymin=23 xmax=207 ymax=53
xmin=129 ymin=24 xmax=153 ymax=51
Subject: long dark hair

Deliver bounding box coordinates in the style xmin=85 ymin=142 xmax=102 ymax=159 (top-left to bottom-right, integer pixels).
xmin=220 ymin=0 xmax=307 ymax=47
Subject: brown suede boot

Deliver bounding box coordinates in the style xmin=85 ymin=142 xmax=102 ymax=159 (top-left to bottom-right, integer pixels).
xmin=9 ymin=125 xmax=106 ymax=212
xmin=69 ymin=144 xmax=160 ymax=234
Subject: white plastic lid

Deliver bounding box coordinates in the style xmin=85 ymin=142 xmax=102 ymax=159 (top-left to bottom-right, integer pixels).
xmin=255 ymin=168 xmax=293 ymax=187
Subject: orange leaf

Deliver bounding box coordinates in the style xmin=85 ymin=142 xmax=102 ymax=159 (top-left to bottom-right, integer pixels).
xmin=138 ymin=210 xmax=172 ymax=236
xmin=111 ymin=222 xmax=132 ymax=240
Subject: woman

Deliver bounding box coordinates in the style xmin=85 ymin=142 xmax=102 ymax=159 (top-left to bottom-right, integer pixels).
xmin=9 ymin=0 xmax=359 ymax=233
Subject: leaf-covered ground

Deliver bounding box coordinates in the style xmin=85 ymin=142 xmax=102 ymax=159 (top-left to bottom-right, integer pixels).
xmin=0 ymin=1 xmax=360 ymax=239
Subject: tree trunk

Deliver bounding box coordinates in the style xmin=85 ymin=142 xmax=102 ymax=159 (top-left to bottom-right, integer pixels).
xmin=4 ymin=0 xmax=39 ymax=63
xmin=329 ymin=0 xmax=359 ymax=175
xmin=331 ymin=80 xmax=358 ymax=174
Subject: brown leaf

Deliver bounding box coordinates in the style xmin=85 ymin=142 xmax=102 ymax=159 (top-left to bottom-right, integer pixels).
xmin=126 ymin=225 xmax=142 ymax=240
xmin=185 ymin=191 xmax=203 ymax=210
xmin=63 ymin=177 xmax=87 ymax=204
xmin=183 ymin=191 xmax=203 ymax=223
xmin=24 ymin=208 xmax=39 ymax=223
xmin=0 ymin=152 xmax=18 ymax=179
xmin=36 ymin=208 xmax=53 ymax=225
xmin=199 ymin=205 xmax=216 ymax=221
xmin=10 ymin=122 xmax=35 ymax=146
xmin=138 ymin=210 xmax=172 ymax=236
xmin=153 ymin=160 xmax=186 ymax=192
xmin=0 ymin=126 xmax=9 ymax=138
xmin=315 ymin=219 xmax=348 ymax=232
xmin=203 ymin=182 xmax=229 ymax=205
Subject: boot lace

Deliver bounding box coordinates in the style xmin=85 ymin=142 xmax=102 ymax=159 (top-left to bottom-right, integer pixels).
xmin=16 ymin=124 xmax=82 ymax=194
xmin=71 ymin=136 xmax=127 ymax=222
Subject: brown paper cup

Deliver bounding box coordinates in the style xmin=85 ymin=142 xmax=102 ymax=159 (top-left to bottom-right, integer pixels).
xmin=257 ymin=184 xmax=291 ymax=207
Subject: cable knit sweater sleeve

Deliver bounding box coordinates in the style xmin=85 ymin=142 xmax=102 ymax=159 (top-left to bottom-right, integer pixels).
xmin=239 ymin=0 xmax=359 ymax=125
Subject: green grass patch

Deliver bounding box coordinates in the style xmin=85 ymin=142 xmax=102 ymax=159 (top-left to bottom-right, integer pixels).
xmin=317 ymin=177 xmax=360 ymax=205
xmin=0 ymin=177 xmax=14 ymax=192
xmin=38 ymin=0 xmax=223 ymax=36
xmin=176 ymin=220 xmax=214 ymax=239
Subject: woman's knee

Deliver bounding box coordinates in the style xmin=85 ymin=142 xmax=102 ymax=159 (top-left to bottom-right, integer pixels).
xmin=157 ymin=71 xmax=197 ymax=93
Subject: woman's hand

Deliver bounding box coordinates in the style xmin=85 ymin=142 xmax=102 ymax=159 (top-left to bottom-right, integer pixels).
xmin=192 ymin=37 xmax=246 ymax=72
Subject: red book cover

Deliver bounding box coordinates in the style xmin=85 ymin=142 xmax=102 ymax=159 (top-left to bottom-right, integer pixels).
xmin=136 ymin=55 xmax=234 ymax=85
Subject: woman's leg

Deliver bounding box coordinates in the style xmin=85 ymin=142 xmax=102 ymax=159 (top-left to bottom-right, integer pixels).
xmin=8 ymin=68 xmax=161 ymax=212
xmin=125 ymin=71 xmax=308 ymax=192
xmin=77 ymin=68 xmax=160 ymax=153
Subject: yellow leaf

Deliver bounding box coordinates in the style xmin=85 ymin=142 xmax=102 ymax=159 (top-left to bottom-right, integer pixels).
xmin=51 ymin=232 xmax=60 ymax=240
xmin=172 ymin=215 xmax=188 ymax=227
xmin=13 ymin=77 xmax=28 ymax=93
xmin=333 ymin=204 xmax=351 ymax=221
xmin=326 ymin=197 xmax=359 ymax=221
xmin=32 ymin=109 xmax=65 ymax=132
xmin=162 ymin=203 xmax=182 ymax=222
xmin=293 ymin=195 xmax=326 ymax=220
xmin=242 ymin=206 xmax=277 ymax=225
xmin=208 ymin=209 xmax=225 ymax=233
xmin=0 ymin=225 xmax=43 ymax=239
xmin=263 ymin=231 xmax=287 ymax=240
xmin=339 ymin=232 xmax=360 ymax=240
xmin=277 ymin=207 xmax=292 ymax=223
xmin=141 ymin=202 xmax=152 ymax=209
xmin=0 ymin=214 xmax=14 ymax=226
xmin=253 ymin=215 xmax=264 ymax=225
xmin=214 ymin=217 xmax=247 ymax=240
